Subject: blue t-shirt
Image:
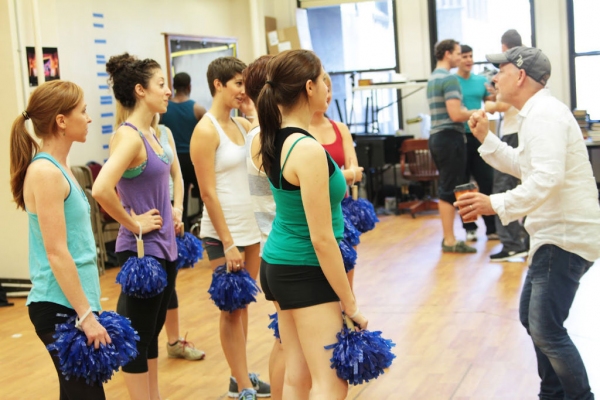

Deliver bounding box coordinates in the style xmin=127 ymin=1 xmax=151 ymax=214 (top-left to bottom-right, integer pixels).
xmin=427 ymin=68 xmax=464 ymax=135
xmin=456 ymin=73 xmax=490 ymax=133
xmin=160 ymin=100 xmax=198 ymax=153
xmin=26 ymin=153 xmax=101 ymax=311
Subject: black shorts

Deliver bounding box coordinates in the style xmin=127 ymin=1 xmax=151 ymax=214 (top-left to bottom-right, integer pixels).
xmin=429 ymin=129 xmax=467 ymax=204
xmin=260 ymin=259 xmax=339 ymax=310
xmin=202 ymin=237 xmax=246 ymax=260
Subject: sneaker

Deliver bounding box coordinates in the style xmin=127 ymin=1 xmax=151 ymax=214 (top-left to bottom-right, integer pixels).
xmin=466 ymin=230 xmax=478 ymax=241
xmin=490 ymin=249 xmax=528 ymax=262
xmin=166 ymin=335 xmax=205 ymax=361
xmin=486 ymin=233 xmax=500 ymax=240
xmin=238 ymin=389 xmax=257 ymax=400
xmin=229 ymin=373 xmax=271 ymax=398
xmin=442 ymin=240 xmax=476 ymax=254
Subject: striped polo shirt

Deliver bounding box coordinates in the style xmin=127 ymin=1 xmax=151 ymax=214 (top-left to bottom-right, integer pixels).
xmin=427 ymin=68 xmax=464 ymax=135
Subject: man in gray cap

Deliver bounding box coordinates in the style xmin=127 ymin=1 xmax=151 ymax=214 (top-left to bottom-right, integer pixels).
xmin=455 ymin=46 xmax=600 ymax=399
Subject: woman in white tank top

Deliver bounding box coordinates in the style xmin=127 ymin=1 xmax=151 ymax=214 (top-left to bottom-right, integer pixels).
xmin=189 ymin=57 xmax=266 ymax=400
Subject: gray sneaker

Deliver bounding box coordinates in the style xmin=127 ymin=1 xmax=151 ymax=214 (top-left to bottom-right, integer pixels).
xmin=238 ymin=389 xmax=257 ymax=400
xmin=228 ymin=373 xmax=271 ymax=398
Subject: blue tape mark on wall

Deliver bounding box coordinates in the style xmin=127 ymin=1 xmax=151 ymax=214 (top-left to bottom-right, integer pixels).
xmin=99 ymin=84 xmax=109 ymax=90
xmin=97 ymin=72 xmax=108 ymax=77
xmin=101 ymin=125 xmax=113 ymax=134
xmin=93 ymin=13 xmax=104 ymax=18
xmin=93 ymin=23 xmax=104 ymax=28
xmin=100 ymin=96 xmax=113 ymax=105
xmin=96 ymin=55 xmax=105 ymax=60
xmin=97 ymin=60 xmax=106 ymax=65
xmin=102 ymin=144 xmax=109 ymax=149
xmin=100 ymin=112 xmax=114 ymax=118
xmin=94 ymin=39 xmax=106 ymax=44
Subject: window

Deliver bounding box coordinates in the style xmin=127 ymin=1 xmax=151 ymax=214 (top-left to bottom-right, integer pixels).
xmin=304 ymin=0 xmax=400 ymax=134
xmin=568 ymin=0 xmax=600 ymax=120
xmin=431 ymin=0 xmax=534 ymax=72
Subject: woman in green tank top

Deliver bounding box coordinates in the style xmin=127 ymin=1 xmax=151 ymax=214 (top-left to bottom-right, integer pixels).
xmin=256 ymin=50 xmax=369 ymax=399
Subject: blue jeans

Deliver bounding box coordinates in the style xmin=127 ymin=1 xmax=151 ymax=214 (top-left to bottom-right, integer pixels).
xmin=519 ymin=244 xmax=594 ymax=400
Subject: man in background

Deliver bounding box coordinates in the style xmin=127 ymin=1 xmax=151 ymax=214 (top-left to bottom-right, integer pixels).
xmin=456 ymin=44 xmax=497 ymax=242
xmin=427 ymin=39 xmax=476 ymax=253
xmin=161 ymin=72 xmax=206 ymax=230
xmin=484 ymin=29 xmax=529 ymax=261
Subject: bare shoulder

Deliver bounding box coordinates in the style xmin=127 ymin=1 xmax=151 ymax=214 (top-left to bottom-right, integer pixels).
xmin=26 ymin=158 xmax=69 ymax=194
xmin=234 ymin=116 xmax=251 ymax=133
xmin=286 ymin=133 xmax=326 ymax=161
xmin=334 ymin=121 xmax=352 ymax=138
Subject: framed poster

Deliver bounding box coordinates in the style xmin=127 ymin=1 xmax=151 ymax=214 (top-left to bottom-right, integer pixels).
xmin=26 ymin=47 xmax=60 ymax=86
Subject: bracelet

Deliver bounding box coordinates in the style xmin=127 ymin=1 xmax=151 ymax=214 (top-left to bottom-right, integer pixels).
xmin=348 ymin=308 xmax=360 ymax=319
xmin=224 ymin=244 xmax=236 ymax=254
xmin=173 ymin=207 xmax=183 ymax=214
xmin=75 ymin=307 xmax=93 ymax=331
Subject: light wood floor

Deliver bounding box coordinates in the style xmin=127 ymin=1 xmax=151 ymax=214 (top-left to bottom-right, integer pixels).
xmin=1 ymin=213 xmax=599 ymax=399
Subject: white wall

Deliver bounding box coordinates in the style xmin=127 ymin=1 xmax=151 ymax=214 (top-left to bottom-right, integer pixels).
xmin=0 ymin=0 xmax=573 ymax=279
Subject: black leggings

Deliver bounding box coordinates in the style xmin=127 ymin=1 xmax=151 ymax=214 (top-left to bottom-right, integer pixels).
xmin=29 ymin=302 xmax=106 ymax=400
xmin=116 ymin=251 xmax=177 ymax=373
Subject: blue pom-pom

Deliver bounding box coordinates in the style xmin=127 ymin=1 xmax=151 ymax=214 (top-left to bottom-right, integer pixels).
xmin=208 ymin=265 xmax=261 ymax=312
xmin=342 ymin=197 xmax=379 ymax=233
xmin=325 ymin=322 xmax=396 ymax=385
xmin=176 ymin=232 xmax=204 ymax=270
xmin=343 ymin=215 xmax=361 ymax=246
xmin=46 ymin=311 xmax=140 ymax=385
xmin=268 ymin=312 xmax=280 ymax=340
xmin=116 ymin=256 xmax=167 ymax=298
xmin=340 ymin=239 xmax=357 ymax=273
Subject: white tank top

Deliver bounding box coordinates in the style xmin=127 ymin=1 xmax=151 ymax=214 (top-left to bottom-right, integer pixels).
xmin=199 ymin=112 xmax=261 ymax=246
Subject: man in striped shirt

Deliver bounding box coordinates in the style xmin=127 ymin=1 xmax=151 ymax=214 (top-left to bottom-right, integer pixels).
xmin=427 ymin=39 xmax=476 ymax=253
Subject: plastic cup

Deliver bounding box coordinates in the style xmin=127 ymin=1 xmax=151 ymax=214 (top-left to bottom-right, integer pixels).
xmin=454 ymin=183 xmax=478 ymax=223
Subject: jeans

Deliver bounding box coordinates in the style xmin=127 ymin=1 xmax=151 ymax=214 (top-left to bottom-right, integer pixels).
xmin=519 ymin=244 xmax=594 ymax=400
xmin=493 ymin=133 xmax=529 ymax=252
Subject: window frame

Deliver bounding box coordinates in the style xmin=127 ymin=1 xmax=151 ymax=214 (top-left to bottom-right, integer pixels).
xmin=427 ymin=0 xmax=537 ymax=72
xmin=566 ymin=0 xmax=600 ymax=113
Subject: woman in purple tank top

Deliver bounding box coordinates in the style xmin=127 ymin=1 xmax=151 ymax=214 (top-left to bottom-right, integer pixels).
xmin=92 ymin=53 xmax=178 ymax=400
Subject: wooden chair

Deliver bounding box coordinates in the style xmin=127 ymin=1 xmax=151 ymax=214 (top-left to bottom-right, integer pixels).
xmin=397 ymin=139 xmax=439 ymax=218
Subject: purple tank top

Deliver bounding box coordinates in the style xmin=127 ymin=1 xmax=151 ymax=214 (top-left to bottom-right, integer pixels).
xmin=115 ymin=124 xmax=177 ymax=261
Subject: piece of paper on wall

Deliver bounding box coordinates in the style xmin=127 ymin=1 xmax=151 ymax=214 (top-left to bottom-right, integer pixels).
xmin=268 ymin=31 xmax=279 ymax=46
xmin=278 ymin=42 xmax=292 ymax=52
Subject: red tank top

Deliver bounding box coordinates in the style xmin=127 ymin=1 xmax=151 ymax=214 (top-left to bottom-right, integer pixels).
xmin=321 ymin=119 xmax=345 ymax=168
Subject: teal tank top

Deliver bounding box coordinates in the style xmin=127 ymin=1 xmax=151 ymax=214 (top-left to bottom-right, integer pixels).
xmin=26 ymin=153 xmax=101 ymax=311
xmin=262 ymin=131 xmax=346 ymax=266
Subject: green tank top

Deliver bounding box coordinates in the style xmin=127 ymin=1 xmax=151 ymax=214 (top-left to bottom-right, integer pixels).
xmin=26 ymin=153 xmax=101 ymax=311
xmin=262 ymin=134 xmax=346 ymax=266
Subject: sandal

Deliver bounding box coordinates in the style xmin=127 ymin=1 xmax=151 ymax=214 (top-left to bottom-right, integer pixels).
xmin=442 ymin=240 xmax=476 ymax=253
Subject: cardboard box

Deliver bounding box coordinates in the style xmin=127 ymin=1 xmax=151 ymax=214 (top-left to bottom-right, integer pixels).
xmin=266 ymin=27 xmax=302 ymax=55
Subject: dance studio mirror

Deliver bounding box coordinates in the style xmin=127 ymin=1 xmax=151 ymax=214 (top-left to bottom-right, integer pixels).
xmin=163 ymin=33 xmax=238 ymax=109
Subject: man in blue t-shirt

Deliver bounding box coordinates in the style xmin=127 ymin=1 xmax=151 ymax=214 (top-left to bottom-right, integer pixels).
xmin=427 ymin=39 xmax=476 ymax=254
xmin=456 ymin=44 xmax=497 ymax=242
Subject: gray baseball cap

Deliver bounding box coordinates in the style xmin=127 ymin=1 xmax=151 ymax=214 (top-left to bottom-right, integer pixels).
xmin=486 ymin=46 xmax=551 ymax=86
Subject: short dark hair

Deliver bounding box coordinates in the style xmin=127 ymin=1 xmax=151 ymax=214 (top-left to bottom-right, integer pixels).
xmin=206 ymin=57 xmax=247 ymax=97
xmin=460 ymin=44 xmax=472 ymax=54
xmin=434 ymin=39 xmax=459 ymax=61
xmin=173 ymin=72 xmax=191 ymax=91
xmin=501 ymin=29 xmax=522 ymax=49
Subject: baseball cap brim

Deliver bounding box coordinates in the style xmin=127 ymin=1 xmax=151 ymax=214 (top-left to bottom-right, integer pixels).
xmin=486 ymin=53 xmax=510 ymax=68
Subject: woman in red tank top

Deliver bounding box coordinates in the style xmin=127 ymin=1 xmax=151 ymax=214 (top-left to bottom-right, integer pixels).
xmin=309 ymin=72 xmax=364 ymax=288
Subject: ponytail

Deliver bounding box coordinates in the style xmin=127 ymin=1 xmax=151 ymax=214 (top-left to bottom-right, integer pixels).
xmin=9 ymin=80 xmax=83 ymax=210
xmin=257 ymin=83 xmax=281 ymax=175
xmin=10 ymin=115 xmax=39 ymax=210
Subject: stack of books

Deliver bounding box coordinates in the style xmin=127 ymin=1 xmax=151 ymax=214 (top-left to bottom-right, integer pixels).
xmin=573 ymin=109 xmax=588 ymax=138
xmin=589 ymin=121 xmax=600 ymax=142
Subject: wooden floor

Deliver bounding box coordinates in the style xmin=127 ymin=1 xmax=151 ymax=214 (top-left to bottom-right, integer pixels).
xmin=1 ymin=212 xmax=599 ymax=399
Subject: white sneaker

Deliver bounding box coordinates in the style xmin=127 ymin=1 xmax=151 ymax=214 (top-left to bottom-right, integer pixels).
xmin=466 ymin=230 xmax=477 ymax=241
